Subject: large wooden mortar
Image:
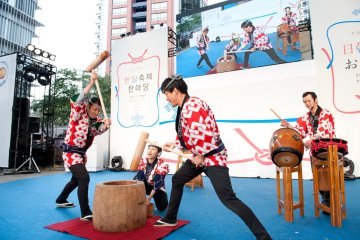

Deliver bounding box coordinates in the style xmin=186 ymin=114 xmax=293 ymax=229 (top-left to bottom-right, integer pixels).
xmin=216 ymin=55 xmax=236 ymax=73
xmin=93 ymin=180 xmax=147 ymax=232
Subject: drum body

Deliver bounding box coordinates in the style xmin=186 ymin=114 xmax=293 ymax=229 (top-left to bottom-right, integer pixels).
xmin=270 ymin=128 xmax=304 ymax=167
xmin=277 ymin=23 xmax=292 ymax=38
xmin=311 ymin=138 xmax=348 ymax=160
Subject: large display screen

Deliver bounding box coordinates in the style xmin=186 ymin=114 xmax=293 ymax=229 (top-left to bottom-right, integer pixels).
xmin=176 ymin=0 xmax=312 ymax=78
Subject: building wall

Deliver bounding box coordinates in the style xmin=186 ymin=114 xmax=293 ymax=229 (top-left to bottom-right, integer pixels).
xmin=0 ymin=0 xmax=42 ymax=55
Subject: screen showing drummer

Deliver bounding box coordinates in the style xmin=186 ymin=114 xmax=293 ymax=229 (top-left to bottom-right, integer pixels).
xmin=280 ymin=91 xmax=335 ymax=209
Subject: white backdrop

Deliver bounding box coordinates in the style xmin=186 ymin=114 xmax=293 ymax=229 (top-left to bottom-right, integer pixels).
xmin=0 ymin=53 xmax=17 ymax=168
xmin=109 ymin=1 xmax=360 ymax=179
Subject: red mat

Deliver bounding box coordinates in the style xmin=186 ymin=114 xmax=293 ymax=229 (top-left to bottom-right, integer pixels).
xmin=45 ymin=216 xmax=189 ymax=240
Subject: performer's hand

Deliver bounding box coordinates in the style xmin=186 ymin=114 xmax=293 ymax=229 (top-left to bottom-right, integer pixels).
xmin=280 ymin=120 xmax=290 ymax=127
xmin=104 ymin=118 xmax=112 ymax=128
xmin=163 ymin=142 xmax=175 ymax=152
xmin=90 ymin=70 xmax=98 ymax=84
xmin=146 ymin=197 xmax=151 ymax=205
xmin=304 ymin=139 xmax=312 ymax=150
xmin=250 ymin=47 xmax=256 ymax=52
xmin=192 ymin=155 xmax=204 ymax=166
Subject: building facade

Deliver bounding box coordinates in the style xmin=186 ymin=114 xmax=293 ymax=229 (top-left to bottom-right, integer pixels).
xmin=0 ymin=0 xmax=42 ymax=55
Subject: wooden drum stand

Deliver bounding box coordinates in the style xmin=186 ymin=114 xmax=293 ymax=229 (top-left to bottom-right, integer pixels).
xmin=276 ymin=163 xmax=305 ymax=222
xmin=312 ymin=144 xmax=346 ymax=227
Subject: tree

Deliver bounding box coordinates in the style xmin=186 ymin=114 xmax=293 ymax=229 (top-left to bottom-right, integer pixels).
xmin=31 ymin=68 xmax=111 ymax=128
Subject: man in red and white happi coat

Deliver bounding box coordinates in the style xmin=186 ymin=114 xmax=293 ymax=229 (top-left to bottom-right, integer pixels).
xmin=55 ymin=70 xmax=111 ymax=222
xmin=281 ymin=91 xmax=335 ymax=208
xmin=196 ymin=27 xmax=216 ymax=71
xmin=153 ymin=75 xmax=272 ymax=240
xmin=239 ymin=20 xmax=286 ymax=69
xmin=282 ymin=6 xmax=299 ymax=49
xmin=133 ymin=145 xmax=169 ymax=211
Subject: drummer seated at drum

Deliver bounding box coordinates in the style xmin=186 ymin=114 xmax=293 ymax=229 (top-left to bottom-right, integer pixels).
xmin=133 ymin=144 xmax=169 ymax=211
xmin=281 ymin=6 xmax=299 ymax=50
xmin=281 ymin=91 xmax=335 ymax=210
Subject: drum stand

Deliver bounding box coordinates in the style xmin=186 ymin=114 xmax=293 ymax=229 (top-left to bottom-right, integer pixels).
xmin=312 ymin=145 xmax=346 ymax=227
xmin=177 ymin=150 xmax=204 ymax=192
xmin=15 ymin=134 xmax=41 ymax=173
xmin=276 ymin=163 xmax=304 ymax=222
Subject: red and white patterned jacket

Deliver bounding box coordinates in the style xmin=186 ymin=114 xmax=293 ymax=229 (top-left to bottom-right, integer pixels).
xmin=197 ymin=33 xmax=209 ymax=55
xmin=63 ymin=94 xmax=108 ymax=168
xmin=176 ymin=97 xmax=228 ymax=167
xmin=241 ymin=27 xmax=272 ymax=50
xmin=294 ymin=108 xmax=335 ymax=139
xmin=137 ymin=157 xmax=169 ymax=190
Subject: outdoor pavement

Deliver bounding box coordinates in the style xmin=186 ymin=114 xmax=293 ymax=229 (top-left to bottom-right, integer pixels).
xmin=0 ymin=165 xmax=65 ymax=183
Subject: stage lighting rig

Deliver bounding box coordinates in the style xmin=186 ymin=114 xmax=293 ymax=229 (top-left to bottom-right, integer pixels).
xmin=26 ymin=44 xmax=56 ymax=61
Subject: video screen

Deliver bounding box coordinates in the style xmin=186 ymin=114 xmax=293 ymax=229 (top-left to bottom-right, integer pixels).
xmin=175 ymin=0 xmax=312 ymax=78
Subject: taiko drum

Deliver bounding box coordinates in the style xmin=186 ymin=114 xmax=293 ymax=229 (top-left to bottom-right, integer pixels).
xmin=269 ymin=128 xmax=304 ymax=167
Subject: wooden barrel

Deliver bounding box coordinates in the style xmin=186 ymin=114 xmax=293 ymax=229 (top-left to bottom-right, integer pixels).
xmin=93 ymin=180 xmax=147 ymax=232
xmin=147 ymin=203 xmax=154 ymax=218
xmin=216 ymin=55 xmax=236 ymax=73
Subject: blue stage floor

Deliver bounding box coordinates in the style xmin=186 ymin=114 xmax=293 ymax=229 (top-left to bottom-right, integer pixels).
xmin=0 ymin=170 xmax=358 ymax=239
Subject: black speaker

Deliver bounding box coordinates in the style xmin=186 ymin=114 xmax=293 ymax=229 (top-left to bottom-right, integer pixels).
xmin=29 ymin=117 xmax=40 ymax=133
xmin=9 ymin=98 xmax=31 ymax=168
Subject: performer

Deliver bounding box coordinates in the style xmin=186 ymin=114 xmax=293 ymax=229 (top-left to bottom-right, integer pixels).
xmin=281 ymin=6 xmax=299 ymax=50
xmin=225 ymin=39 xmax=239 ymax=60
xmin=238 ymin=20 xmax=286 ymax=69
xmin=133 ymin=144 xmax=169 ymax=211
xmin=154 ymin=75 xmax=272 ymax=240
xmin=55 ymin=70 xmax=111 ymax=221
xmin=196 ymin=27 xmax=216 ymax=71
xmin=281 ymin=91 xmax=335 ymax=210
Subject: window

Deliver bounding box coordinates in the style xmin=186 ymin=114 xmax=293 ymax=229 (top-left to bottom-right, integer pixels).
xmin=112 ymin=28 xmax=126 ymax=36
xmin=113 ymin=7 xmax=127 ymax=15
xmin=151 ymin=2 xmax=167 ymax=10
xmin=112 ymin=17 xmax=126 ymax=25
xmin=113 ymin=0 xmax=126 ymax=5
xmin=151 ymin=13 xmax=167 ymax=21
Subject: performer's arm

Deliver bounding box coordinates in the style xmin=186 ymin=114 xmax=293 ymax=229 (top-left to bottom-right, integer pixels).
xmin=75 ymin=70 xmax=98 ymax=103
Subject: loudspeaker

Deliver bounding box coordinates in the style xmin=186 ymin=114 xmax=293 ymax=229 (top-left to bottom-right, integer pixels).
xmin=9 ymin=98 xmax=31 ymax=168
xmin=29 ymin=117 xmax=40 ymax=133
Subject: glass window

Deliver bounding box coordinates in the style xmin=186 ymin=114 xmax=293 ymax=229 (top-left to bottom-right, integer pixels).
xmin=151 ymin=13 xmax=167 ymax=21
xmin=113 ymin=7 xmax=127 ymax=15
xmin=151 ymin=2 xmax=167 ymax=10
xmin=112 ymin=28 xmax=126 ymax=36
xmin=112 ymin=17 xmax=126 ymax=25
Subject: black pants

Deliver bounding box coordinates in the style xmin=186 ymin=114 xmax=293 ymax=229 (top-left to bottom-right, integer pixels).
xmin=56 ymin=163 xmax=92 ymax=217
xmin=134 ymin=171 xmax=168 ymax=211
xmin=243 ymin=48 xmax=286 ymax=68
xmin=197 ymin=53 xmax=215 ymax=69
xmin=164 ymin=160 xmax=272 ymax=240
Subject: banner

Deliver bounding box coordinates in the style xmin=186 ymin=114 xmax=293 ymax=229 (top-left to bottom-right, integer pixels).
xmin=0 ymin=53 xmax=17 ymax=168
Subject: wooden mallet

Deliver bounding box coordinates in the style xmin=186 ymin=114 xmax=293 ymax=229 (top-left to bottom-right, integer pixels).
xmin=130 ymin=132 xmax=150 ymax=171
xmin=85 ymin=50 xmax=110 ymax=119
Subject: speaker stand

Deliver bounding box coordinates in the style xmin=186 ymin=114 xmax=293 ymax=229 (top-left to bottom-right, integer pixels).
xmin=15 ymin=134 xmax=41 ymax=173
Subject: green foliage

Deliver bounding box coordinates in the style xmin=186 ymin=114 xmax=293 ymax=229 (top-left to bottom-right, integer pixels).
xmin=30 ymin=68 xmax=111 ymax=127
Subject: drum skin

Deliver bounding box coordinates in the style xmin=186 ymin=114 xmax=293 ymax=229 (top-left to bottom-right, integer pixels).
xmin=269 ymin=128 xmax=304 ymax=167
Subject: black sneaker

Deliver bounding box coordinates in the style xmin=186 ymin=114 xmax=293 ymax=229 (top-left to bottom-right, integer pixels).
xmin=56 ymin=201 xmax=76 ymax=208
xmin=80 ymin=215 xmax=93 ymax=221
xmin=154 ymin=218 xmax=177 ymax=227
xmin=197 ymin=63 xmax=203 ymax=68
